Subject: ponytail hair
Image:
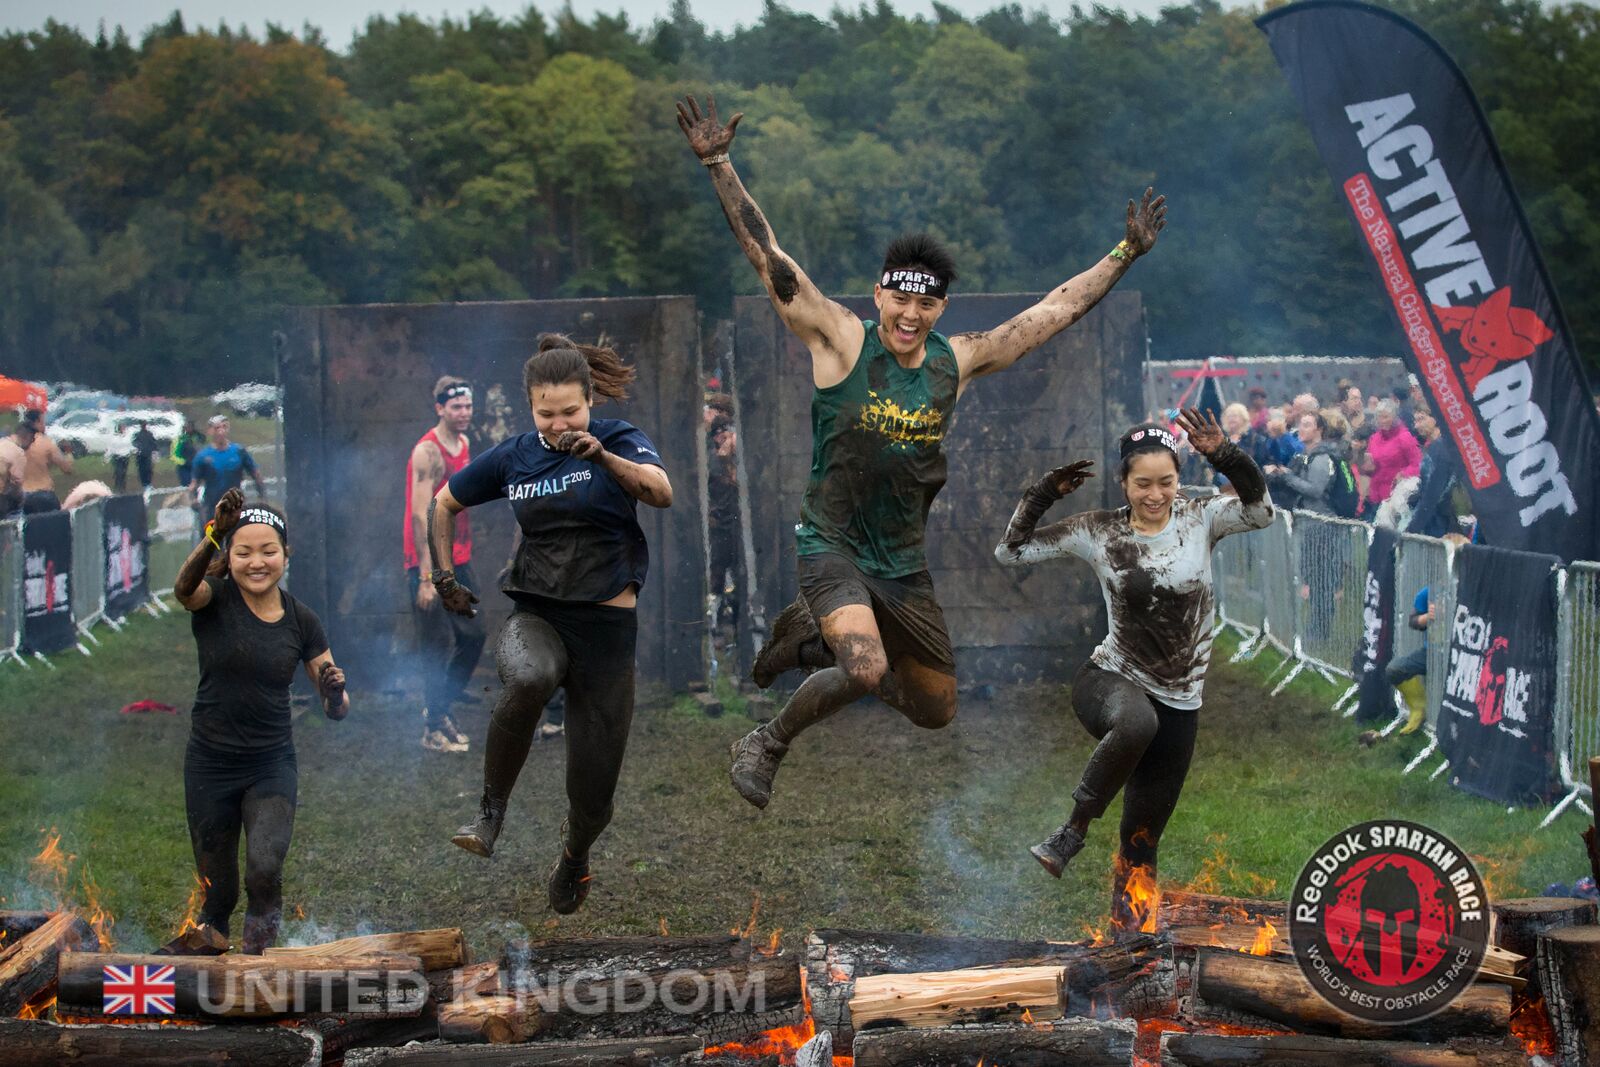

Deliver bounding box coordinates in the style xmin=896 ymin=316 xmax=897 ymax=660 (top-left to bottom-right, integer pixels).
xmin=523 ymin=333 xmax=635 ymax=404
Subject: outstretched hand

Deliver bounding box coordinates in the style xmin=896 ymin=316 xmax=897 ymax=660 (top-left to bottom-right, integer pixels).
xmin=1124 ymin=187 xmax=1167 ymax=256
xmin=1175 ymin=407 xmax=1225 ymax=457
xmin=1046 ymin=460 xmax=1095 ymax=496
xmin=676 ymin=94 xmax=742 ymax=161
xmin=211 ymin=487 xmax=244 ymax=539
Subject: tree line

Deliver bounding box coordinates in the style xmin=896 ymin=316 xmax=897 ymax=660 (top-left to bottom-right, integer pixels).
xmin=2 ymin=0 xmax=1597 ymax=391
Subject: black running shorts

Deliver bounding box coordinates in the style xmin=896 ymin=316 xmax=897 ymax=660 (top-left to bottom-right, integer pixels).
xmin=797 ymin=551 xmax=955 ymax=675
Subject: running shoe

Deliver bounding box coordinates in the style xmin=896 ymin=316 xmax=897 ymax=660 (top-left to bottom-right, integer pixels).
xmin=451 ymin=788 xmax=507 ymax=857
xmin=729 ymin=725 xmax=789 ymax=809
xmin=1030 ymin=824 xmax=1086 ymax=879
xmin=751 ymin=596 xmax=829 ymax=688
xmin=547 ymin=821 xmax=592 ymax=915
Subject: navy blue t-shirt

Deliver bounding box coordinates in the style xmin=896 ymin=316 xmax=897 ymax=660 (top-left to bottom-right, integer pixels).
xmin=448 ymin=418 xmax=663 ymax=603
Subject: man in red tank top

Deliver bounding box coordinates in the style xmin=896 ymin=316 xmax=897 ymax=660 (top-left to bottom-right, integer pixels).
xmin=406 ymin=376 xmax=486 ymax=752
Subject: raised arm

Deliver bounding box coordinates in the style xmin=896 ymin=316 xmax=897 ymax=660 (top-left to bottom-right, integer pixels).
xmin=46 ymin=435 xmax=74 ymax=475
xmin=676 ymin=94 xmax=863 ymax=384
xmin=952 ymin=189 xmax=1166 ymax=385
xmin=994 ymin=460 xmax=1097 ymax=566
xmin=174 ymin=487 xmax=243 ymax=611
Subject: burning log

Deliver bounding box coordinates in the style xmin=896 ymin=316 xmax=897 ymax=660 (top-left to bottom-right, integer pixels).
xmin=850 ymin=1017 xmax=1137 ymax=1066
xmin=793 ymin=1030 xmax=833 ymax=1067
xmin=1158 ymin=1031 xmax=1531 ymax=1066
xmin=265 ymin=928 xmax=467 ymax=972
xmin=0 ymin=911 xmax=98 ymax=1016
xmin=0 ymin=912 xmax=53 ymax=950
xmin=1190 ymin=949 xmax=1511 ymax=1041
xmin=0 ymin=1016 xmax=318 ymax=1066
xmin=1534 ymin=924 xmax=1600 ymax=1066
xmin=436 ymin=992 xmax=545 ymax=1044
xmin=848 ymin=965 xmax=1065 ymax=1030
xmin=57 ymin=951 xmax=428 ymax=1019
xmin=304 ymin=1012 xmax=440 ymax=1066
xmin=501 ymin=934 xmax=802 ymax=1046
xmin=342 ymin=1034 xmax=704 ymax=1065
xmin=1490 ymin=896 xmax=1593 ymax=1000
xmin=805 ymin=927 xmax=1168 ymax=1043
xmin=1159 ymin=890 xmax=1285 ymax=929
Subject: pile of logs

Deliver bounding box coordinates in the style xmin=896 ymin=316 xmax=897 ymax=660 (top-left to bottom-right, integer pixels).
xmin=1 ymin=888 xmax=1594 ymax=1065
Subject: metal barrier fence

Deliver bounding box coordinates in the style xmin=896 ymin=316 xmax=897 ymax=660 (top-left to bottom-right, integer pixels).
xmin=69 ymin=498 xmax=106 ymax=638
xmin=1393 ymin=533 xmax=1455 ymax=736
xmin=1291 ymin=513 xmax=1370 ymax=687
xmin=0 ymin=520 xmax=21 ymax=664
xmin=1553 ymin=563 xmax=1600 ymax=820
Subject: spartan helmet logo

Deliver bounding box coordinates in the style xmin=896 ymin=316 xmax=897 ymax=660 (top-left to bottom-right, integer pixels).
xmin=1356 ymin=862 xmax=1421 ymax=981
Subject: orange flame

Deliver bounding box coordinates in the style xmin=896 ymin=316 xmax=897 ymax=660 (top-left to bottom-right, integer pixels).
xmin=18 ymin=993 xmax=55 ymax=1021
xmin=177 ymin=874 xmax=209 ymax=935
xmin=1119 ymin=862 xmax=1162 ymax=934
xmin=1510 ymin=996 xmax=1557 ymax=1057
xmin=77 ymin=865 xmax=115 ymax=951
xmin=29 ymin=830 xmax=72 ymax=899
xmin=659 ymin=915 xmax=670 ymax=937
xmin=292 ymin=903 xmax=306 ymax=921
xmin=734 ymin=892 xmax=762 ymax=939
xmin=759 ymin=929 xmax=783 ymax=957
xmin=1244 ymin=919 xmax=1277 ymax=956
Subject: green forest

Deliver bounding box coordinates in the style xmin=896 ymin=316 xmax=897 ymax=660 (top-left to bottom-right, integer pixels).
xmin=3 ymin=0 xmax=1598 ymax=391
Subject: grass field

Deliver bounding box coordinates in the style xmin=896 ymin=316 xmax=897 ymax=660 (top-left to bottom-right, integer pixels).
xmin=0 ymin=608 xmax=1588 ymax=961
xmin=34 ymin=412 xmax=283 ymax=499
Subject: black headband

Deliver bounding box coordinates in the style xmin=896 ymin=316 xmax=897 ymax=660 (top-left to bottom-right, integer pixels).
xmin=236 ymin=507 xmax=286 ymax=536
xmin=436 ymin=384 xmax=473 ymax=405
xmin=880 ymin=269 xmax=948 ymax=299
xmin=1120 ymin=425 xmax=1179 ymax=459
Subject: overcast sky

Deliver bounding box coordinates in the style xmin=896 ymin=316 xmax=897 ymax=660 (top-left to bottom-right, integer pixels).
xmin=5 ymin=0 xmax=1178 ymax=50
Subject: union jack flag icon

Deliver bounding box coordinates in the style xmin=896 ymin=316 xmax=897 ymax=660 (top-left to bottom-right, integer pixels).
xmin=102 ymin=963 xmax=176 ymax=1015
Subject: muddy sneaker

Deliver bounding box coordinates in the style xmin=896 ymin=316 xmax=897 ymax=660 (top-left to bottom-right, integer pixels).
xmin=752 ymin=597 xmax=830 ymax=688
xmin=451 ymin=789 xmax=507 ymax=857
xmin=422 ymin=711 xmax=470 ymax=753
xmin=1030 ymin=824 xmax=1086 ymax=879
xmin=548 ymin=822 xmax=592 ymax=914
xmin=729 ymin=725 xmax=789 ymax=809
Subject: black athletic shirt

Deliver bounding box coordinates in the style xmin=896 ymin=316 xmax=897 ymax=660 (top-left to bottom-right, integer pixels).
xmin=447 ymin=418 xmax=663 ymax=604
xmin=189 ymin=576 xmax=329 ymax=751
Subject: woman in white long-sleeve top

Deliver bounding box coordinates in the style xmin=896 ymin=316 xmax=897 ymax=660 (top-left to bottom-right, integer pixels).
xmin=994 ymin=408 xmax=1274 ymax=932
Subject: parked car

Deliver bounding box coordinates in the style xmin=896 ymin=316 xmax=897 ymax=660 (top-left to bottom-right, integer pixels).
xmin=211 ymin=383 xmax=280 ymax=417
xmin=52 ymin=390 xmax=131 ymax=417
xmin=51 ymin=409 xmax=182 ymax=457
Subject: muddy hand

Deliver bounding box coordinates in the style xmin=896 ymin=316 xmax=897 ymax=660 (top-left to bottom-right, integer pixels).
xmin=675 ymin=93 xmax=742 ymax=160
xmin=1125 ymin=187 xmax=1167 ymax=255
xmin=319 ymin=662 xmax=347 ymax=719
xmin=555 ymin=431 xmax=605 ymax=461
xmin=212 ymin=487 xmax=245 ymax=538
xmin=434 ymin=573 xmax=480 ymax=618
xmin=1048 ymin=460 xmax=1095 ymax=496
xmin=1175 ymin=406 xmax=1225 ymax=456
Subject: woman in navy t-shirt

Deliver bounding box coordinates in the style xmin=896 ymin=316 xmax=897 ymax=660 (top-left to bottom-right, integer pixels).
xmin=428 ymin=334 xmax=672 ymax=915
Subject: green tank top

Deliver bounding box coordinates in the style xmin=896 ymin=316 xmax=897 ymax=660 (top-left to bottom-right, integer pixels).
xmin=795 ymin=322 xmax=960 ymax=578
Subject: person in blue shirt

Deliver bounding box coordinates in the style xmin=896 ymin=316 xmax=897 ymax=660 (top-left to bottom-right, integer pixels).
xmin=426 ymin=334 xmax=673 ymax=915
xmin=189 ymin=415 xmax=266 ymax=512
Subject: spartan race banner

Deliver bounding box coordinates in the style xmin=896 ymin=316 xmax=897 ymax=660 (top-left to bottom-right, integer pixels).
xmin=21 ymin=509 xmax=74 ymax=655
xmin=1352 ymin=525 xmax=1398 ymax=724
xmin=1438 ymin=544 xmax=1559 ymax=803
xmin=103 ymin=495 xmax=149 ymax=620
xmin=1260 ymin=1 xmax=1600 ymax=563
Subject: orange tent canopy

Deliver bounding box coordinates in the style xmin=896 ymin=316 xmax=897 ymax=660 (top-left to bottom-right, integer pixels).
xmin=0 ymin=376 xmax=47 ymax=412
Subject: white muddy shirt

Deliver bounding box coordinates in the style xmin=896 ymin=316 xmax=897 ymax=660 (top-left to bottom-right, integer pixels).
xmin=995 ymin=493 xmax=1274 ymax=708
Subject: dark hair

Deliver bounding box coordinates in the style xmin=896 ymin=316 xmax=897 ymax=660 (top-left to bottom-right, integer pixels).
xmin=206 ymin=503 xmax=289 ymax=579
xmin=1392 ymin=385 xmax=1409 ymax=402
xmin=881 ymin=233 xmax=958 ymax=290
xmin=523 ymin=333 xmax=635 ymax=403
xmin=1119 ymin=450 xmax=1181 ymax=481
xmin=20 ymin=409 xmax=42 ymax=431
xmin=1301 ymin=410 xmax=1329 ymax=437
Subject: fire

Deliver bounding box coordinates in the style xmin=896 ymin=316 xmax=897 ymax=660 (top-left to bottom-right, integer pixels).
xmin=18 ymin=993 xmax=55 ymax=1021
xmin=26 ymin=829 xmax=116 ymax=950
xmin=704 ymin=970 xmax=853 ymax=1065
xmin=177 ymin=874 xmax=209 ymax=934
xmin=29 ymin=830 xmax=72 ymax=898
xmin=1510 ymin=996 xmax=1557 ymax=1057
xmin=659 ymin=915 xmax=670 ymax=937
xmin=734 ymin=892 xmax=762 ymax=939
xmin=292 ymin=903 xmax=306 ymax=921
xmin=1118 ymin=862 xmax=1162 ymax=934
xmin=77 ymin=865 xmax=116 ymax=950
xmin=1244 ymin=919 xmax=1277 ymax=956
xmin=758 ymin=929 xmax=783 ymax=956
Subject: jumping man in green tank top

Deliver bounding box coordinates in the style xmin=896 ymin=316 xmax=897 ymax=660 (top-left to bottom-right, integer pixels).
xmin=677 ymin=94 xmax=1167 ymax=809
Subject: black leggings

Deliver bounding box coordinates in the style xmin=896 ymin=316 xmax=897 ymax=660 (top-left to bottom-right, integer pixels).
xmin=183 ymin=737 xmax=297 ymax=954
xmin=482 ymin=597 xmax=637 ymax=860
xmin=1069 ymin=662 xmax=1198 ymax=920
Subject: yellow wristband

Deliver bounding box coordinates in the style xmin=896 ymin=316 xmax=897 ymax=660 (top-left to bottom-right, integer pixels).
xmin=1109 ymin=239 xmax=1136 ymax=263
xmin=204 ymin=522 xmax=222 ymax=551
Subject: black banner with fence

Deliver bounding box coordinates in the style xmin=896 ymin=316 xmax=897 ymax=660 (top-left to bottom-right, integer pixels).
xmin=1438 ymin=544 xmax=1560 ymax=803
xmin=103 ymin=494 xmax=150 ymax=619
xmin=21 ymin=510 xmax=74 ymax=655
xmin=1353 ymin=525 xmax=1398 ymax=723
